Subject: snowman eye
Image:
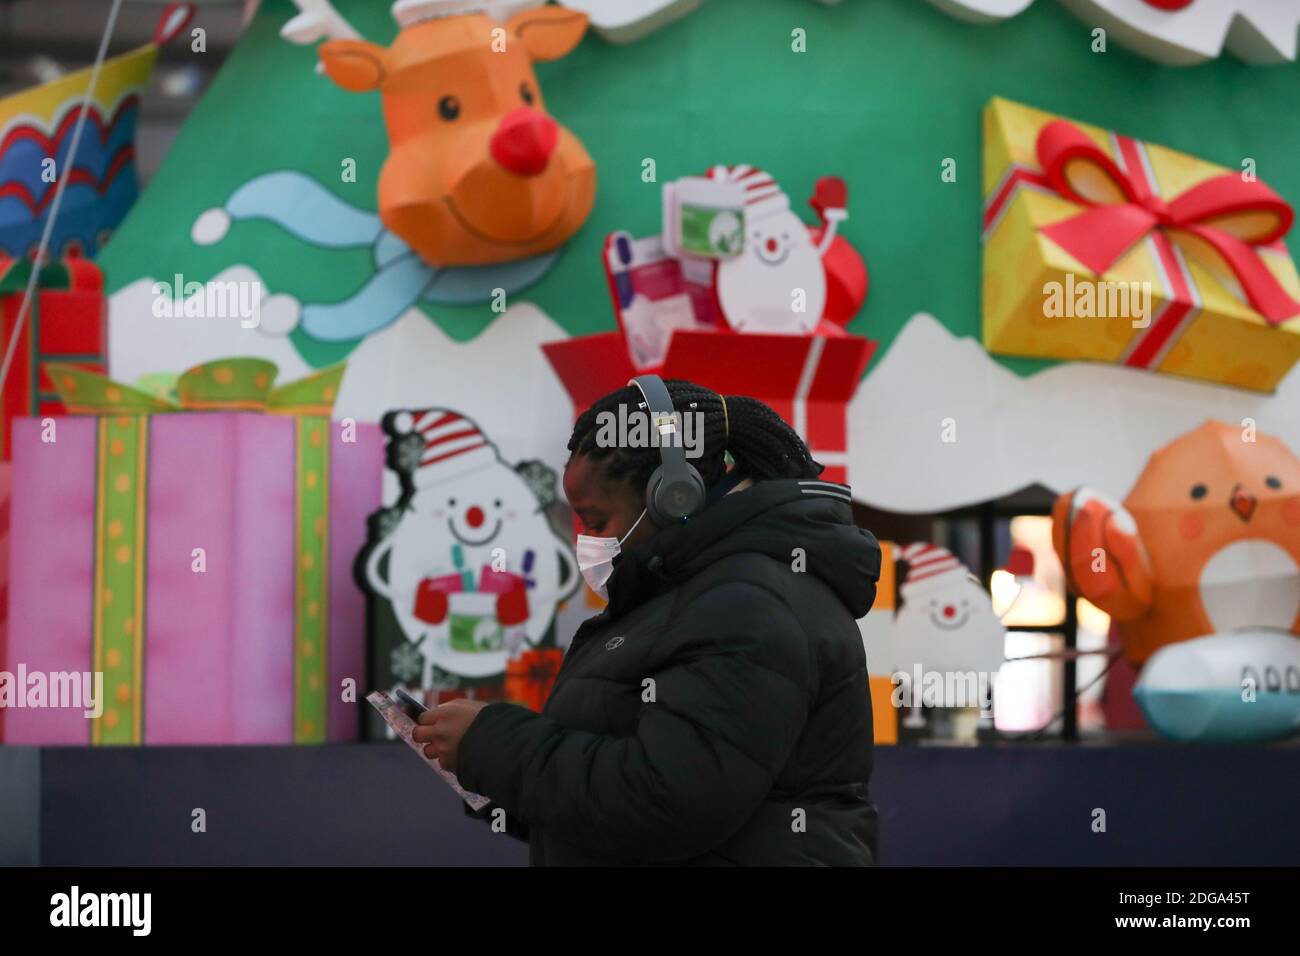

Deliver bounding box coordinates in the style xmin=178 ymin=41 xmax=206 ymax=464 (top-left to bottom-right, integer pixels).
xmin=449 ymin=498 xmax=456 ymax=506
xmin=494 ymin=499 xmax=503 ymax=508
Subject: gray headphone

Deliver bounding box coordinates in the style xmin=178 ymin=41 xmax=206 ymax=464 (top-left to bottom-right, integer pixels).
xmin=628 ymin=374 xmax=707 ymax=525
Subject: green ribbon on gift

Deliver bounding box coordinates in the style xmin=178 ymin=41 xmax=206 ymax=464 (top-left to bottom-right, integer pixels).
xmin=44 ymin=357 xmax=345 ymax=745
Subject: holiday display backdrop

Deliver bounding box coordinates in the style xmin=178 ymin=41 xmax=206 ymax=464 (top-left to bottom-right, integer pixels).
xmin=358 ymin=406 xmax=578 ymax=736
xmin=95 ymin=0 xmax=1300 ymax=517
xmin=0 ymin=4 xmax=193 ymax=259
xmin=0 ymin=257 xmax=107 ymax=461
xmin=983 ymin=97 xmax=1300 ymax=392
xmin=1052 ymin=420 xmax=1300 ymax=666
xmin=2 ymin=359 xmax=383 ymax=745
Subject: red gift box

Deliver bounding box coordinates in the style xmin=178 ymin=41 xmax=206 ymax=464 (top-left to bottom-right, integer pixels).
xmin=542 ymin=327 xmax=874 ymax=485
xmin=0 ymin=256 xmax=107 ymax=461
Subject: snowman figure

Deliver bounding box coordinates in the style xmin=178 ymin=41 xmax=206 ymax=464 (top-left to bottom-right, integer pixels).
xmin=889 ymin=543 xmax=1007 ymax=708
xmin=364 ymin=408 xmax=578 ymax=686
xmin=711 ymin=164 xmax=849 ymax=334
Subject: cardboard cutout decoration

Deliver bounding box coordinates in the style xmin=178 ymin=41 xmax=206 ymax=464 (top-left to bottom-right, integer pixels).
xmin=191 ymin=170 xmax=561 ymax=341
xmin=317 ymin=3 xmax=595 ymax=269
xmin=562 ymin=0 xmax=704 ymax=42
xmin=2 ymin=359 xmax=381 ymax=746
xmin=859 ymin=542 xmax=1007 ymax=697
xmin=1053 ymin=420 xmax=1300 ymax=666
xmin=544 ymin=162 xmax=871 ymax=483
xmin=0 ymin=256 xmax=106 ymax=462
xmin=361 ymin=407 xmax=578 ymax=709
xmin=709 ymin=166 xmax=857 ymax=334
xmin=927 ymin=0 xmax=1300 ymax=65
xmin=0 ymin=4 xmax=194 ymax=258
xmin=983 ymin=97 xmax=1300 ymax=393
xmin=1133 ymin=629 xmax=1300 ymax=743
xmin=190 ymin=1 xmax=595 ymax=344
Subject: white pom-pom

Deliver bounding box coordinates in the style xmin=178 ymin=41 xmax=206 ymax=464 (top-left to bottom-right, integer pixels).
xmin=392 ymin=411 xmax=415 ymax=435
xmin=191 ymin=208 xmax=230 ymax=246
xmin=256 ymin=293 xmax=301 ymax=336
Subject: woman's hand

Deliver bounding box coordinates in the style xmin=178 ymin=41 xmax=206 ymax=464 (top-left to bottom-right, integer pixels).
xmin=412 ymin=699 xmax=490 ymax=773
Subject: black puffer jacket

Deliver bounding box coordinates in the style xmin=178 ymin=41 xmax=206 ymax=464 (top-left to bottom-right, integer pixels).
xmin=456 ymin=476 xmax=883 ymax=866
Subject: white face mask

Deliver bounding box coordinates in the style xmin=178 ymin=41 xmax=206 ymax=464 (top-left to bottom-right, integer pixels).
xmin=576 ymin=507 xmax=649 ymax=601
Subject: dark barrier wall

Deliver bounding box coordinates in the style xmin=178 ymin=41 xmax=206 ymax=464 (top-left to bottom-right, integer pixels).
xmin=3 ymin=742 xmax=1296 ymax=866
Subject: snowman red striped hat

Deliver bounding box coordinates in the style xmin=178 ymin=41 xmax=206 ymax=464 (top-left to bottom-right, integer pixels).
xmin=707 ymin=164 xmax=790 ymax=222
xmin=391 ymin=408 xmax=500 ymax=488
xmin=898 ymin=542 xmax=969 ymax=593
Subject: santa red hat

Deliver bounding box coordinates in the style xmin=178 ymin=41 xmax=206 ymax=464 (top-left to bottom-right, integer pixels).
xmin=897 ymin=542 xmax=969 ymax=593
xmin=392 ymin=408 xmax=500 ymax=489
xmin=707 ymin=164 xmax=790 ymax=222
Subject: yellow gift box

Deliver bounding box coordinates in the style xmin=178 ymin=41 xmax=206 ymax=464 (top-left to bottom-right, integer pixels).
xmin=981 ymin=97 xmax=1300 ymax=393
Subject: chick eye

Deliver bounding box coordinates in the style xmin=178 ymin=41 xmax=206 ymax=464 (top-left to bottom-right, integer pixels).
xmin=1266 ymin=475 xmax=1282 ymax=490
xmin=438 ymin=95 xmax=461 ymax=121
xmin=1190 ymin=484 xmax=1207 ymax=500
xmin=520 ymin=82 xmax=534 ymax=105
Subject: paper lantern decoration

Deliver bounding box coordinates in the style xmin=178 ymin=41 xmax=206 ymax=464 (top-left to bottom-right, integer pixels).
xmin=1053 ymin=420 xmax=1300 ymax=666
xmin=1134 ymin=629 xmax=1300 ymax=743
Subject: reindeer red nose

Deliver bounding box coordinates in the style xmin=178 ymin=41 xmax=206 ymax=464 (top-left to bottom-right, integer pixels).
xmin=490 ymin=107 xmax=558 ymax=177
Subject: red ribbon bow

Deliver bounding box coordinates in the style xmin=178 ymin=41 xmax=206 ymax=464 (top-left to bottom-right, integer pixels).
xmin=1035 ymin=119 xmax=1300 ymax=325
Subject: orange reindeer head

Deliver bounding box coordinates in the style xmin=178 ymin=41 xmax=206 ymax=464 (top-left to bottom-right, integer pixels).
xmin=319 ymin=7 xmax=595 ymax=267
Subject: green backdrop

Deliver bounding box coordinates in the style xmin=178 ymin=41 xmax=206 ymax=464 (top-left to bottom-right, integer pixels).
xmin=99 ymin=0 xmax=1300 ymax=375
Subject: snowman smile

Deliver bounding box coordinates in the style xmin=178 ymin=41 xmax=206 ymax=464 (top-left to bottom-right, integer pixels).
xmin=929 ymin=600 xmax=970 ymax=631
xmin=755 ymin=236 xmax=789 ymax=266
xmin=447 ymin=517 xmax=503 ymax=547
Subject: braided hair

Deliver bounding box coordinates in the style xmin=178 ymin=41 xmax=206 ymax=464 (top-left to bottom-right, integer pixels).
xmin=566 ymin=379 xmax=823 ymax=495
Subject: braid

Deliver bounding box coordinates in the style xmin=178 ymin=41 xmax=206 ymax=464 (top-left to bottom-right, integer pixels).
xmin=566 ymin=378 xmax=823 ymax=494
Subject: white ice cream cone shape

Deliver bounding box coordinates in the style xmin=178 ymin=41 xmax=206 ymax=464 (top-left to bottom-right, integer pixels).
xmin=711 ymin=164 xmax=825 ymax=334
xmin=893 ymin=542 xmax=1007 ymax=691
xmin=368 ymin=408 xmax=578 ymax=681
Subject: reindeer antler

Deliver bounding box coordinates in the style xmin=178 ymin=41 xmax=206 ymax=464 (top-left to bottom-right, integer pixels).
xmin=281 ymin=0 xmax=362 ymax=45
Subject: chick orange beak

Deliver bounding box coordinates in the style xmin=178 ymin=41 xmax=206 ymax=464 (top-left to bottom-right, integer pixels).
xmin=1229 ymin=483 xmax=1256 ymax=522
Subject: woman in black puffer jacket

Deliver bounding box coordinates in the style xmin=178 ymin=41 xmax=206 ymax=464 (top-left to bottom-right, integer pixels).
xmin=418 ymin=379 xmax=883 ymax=866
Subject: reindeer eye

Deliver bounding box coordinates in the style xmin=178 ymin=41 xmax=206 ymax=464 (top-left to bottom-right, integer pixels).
xmin=519 ymin=82 xmax=534 ymax=106
xmin=1266 ymin=475 xmax=1282 ymax=490
xmin=438 ymin=95 xmax=461 ymax=121
xmin=1190 ymin=484 xmax=1207 ymax=500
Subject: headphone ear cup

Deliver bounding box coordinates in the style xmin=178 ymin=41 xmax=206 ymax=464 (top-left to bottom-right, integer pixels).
xmin=644 ymin=465 xmax=667 ymax=526
xmin=647 ymin=462 xmax=707 ymax=522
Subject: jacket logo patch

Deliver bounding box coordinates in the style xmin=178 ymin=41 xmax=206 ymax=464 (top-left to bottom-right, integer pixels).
xmin=605 ymin=636 xmax=625 ymax=650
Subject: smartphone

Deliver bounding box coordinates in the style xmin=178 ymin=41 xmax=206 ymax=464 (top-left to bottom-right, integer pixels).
xmin=392 ymin=687 xmax=428 ymax=721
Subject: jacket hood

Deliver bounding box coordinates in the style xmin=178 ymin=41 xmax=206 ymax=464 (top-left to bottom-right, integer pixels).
xmin=606 ymin=477 xmax=882 ymax=619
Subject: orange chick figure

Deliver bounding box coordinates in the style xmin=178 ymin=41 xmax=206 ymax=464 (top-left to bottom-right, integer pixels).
xmin=1052 ymin=421 xmax=1300 ymax=665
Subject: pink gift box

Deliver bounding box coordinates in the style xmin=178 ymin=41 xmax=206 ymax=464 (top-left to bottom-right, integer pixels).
xmin=2 ymin=413 xmax=383 ymax=745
